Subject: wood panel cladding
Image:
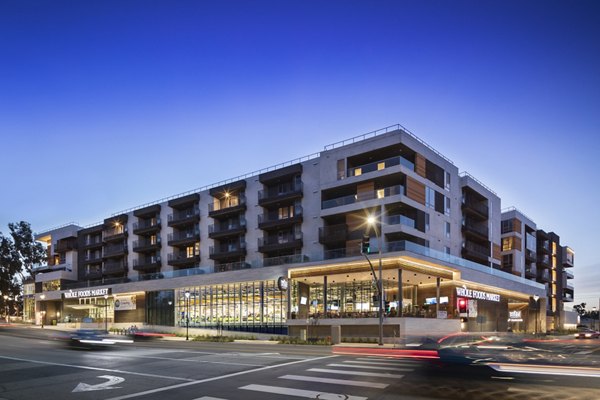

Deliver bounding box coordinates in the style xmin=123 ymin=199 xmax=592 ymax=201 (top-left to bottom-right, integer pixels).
xmin=514 ymin=236 xmax=522 ymax=250
xmin=492 ymin=243 xmax=501 ymax=260
xmin=406 ymin=176 xmax=426 ymax=205
xmin=356 ymin=182 xmax=375 ymax=201
xmin=346 ymin=213 xmax=365 ymax=233
xmin=415 ymin=153 xmax=426 ymax=178
xmin=513 ymin=218 xmax=522 ymax=233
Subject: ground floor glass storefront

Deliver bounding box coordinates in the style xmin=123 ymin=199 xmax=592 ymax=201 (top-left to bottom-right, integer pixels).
xmin=175 ymin=280 xmax=288 ymax=334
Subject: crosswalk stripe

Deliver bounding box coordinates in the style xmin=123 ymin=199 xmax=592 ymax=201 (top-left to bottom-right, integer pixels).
xmin=359 ymin=357 xmax=419 ymax=364
xmin=349 ymin=359 xmax=418 ymax=366
xmin=280 ymin=374 xmax=389 ymax=389
xmin=239 ymin=384 xmax=367 ymax=400
xmin=309 ymin=368 xmax=405 ymax=378
xmin=328 ymin=363 xmax=412 ymax=371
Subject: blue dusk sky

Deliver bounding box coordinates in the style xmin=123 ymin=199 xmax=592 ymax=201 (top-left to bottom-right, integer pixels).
xmin=1 ymin=1 xmax=599 ymax=308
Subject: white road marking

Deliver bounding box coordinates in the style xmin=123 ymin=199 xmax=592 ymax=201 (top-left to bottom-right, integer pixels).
xmin=240 ymin=384 xmax=367 ymax=400
xmin=280 ymin=374 xmax=389 ymax=388
xmin=107 ymin=353 xmax=263 ymax=367
xmin=72 ymin=375 xmax=125 ymax=392
xmin=193 ymin=397 xmax=228 ymax=400
xmin=104 ymin=355 xmax=338 ymax=400
xmin=309 ymin=368 xmax=404 ymax=378
xmin=488 ymin=363 xmax=600 ymax=378
xmin=328 ymin=363 xmax=412 ymax=371
xmin=0 ymin=355 xmax=195 ymax=382
xmin=351 ymin=359 xmax=419 ymax=366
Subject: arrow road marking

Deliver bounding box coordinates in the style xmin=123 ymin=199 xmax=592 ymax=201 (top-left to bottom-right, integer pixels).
xmin=73 ymin=375 xmax=125 ymax=392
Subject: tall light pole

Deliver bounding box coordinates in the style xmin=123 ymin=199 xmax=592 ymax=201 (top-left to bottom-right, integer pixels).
xmin=185 ymin=290 xmax=190 ymax=340
xmin=367 ymin=215 xmax=384 ymax=346
xmin=104 ymin=294 xmax=109 ymax=333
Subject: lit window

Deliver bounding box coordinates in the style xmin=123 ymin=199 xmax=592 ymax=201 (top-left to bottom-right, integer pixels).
xmin=377 ymin=162 xmax=385 ymax=171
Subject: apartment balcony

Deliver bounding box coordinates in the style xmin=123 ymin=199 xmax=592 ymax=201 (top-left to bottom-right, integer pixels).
xmin=208 ymin=195 xmax=247 ymax=218
xmin=461 ymin=241 xmax=490 ymax=264
xmin=103 ymin=260 xmax=128 ymax=276
xmin=103 ymin=227 xmax=128 ymax=242
xmin=346 ymin=155 xmax=413 ymax=178
xmin=103 ymin=243 xmax=128 ymax=258
xmin=209 ymin=240 xmax=247 ymax=261
xmin=258 ymin=233 xmax=303 ymax=253
xmin=537 ymin=254 xmax=550 ymax=268
xmin=318 ymin=224 xmax=348 ymax=245
xmin=215 ymin=261 xmax=251 ymax=273
xmin=167 ymin=230 xmax=200 ymax=247
xmin=258 ymin=207 xmax=303 ymax=230
xmin=565 ymin=270 xmax=574 ymax=280
xmin=321 ymin=184 xmax=404 ymax=210
xmin=258 ymin=182 xmax=303 ymax=207
xmin=208 ymin=219 xmax=247 ymax=239
xmin=167 ymin=252 xmax=200 ymax=268
xmin=133 ymin=219 xmax=161 ymax=235
xmin=461 ymin=198 xmax=489 ymax=220
xmin=55 ymin=238 xmax=77 ymax=253
xmin=84 ymin=269 xmax=103 ymax=280
xmin=537 ymin=269 xmax=551 ymax=283
xmin=132 ymin=256 xmax=162 ymax=272
xmin=82 ymin=236 xmax=103 ymax=249
xmin=537 ymin=241 xmax=550 ymax=255
xmin=525 ymin=266 xmax=537 ymax=279
xmin=386 ymin=214 xmax=417 ymax=230
xmin=461 ymin=219 xmax=489 ymax=241
xmin=562 ymin=252 xmax=574 ymax=268
xmin=525 ymin=249 xmax=537 ymax=264
xmin=82 ymin=254 xmax=103 ymax=265
xmin=133 ymin=237 xmax=162 ymax=253
xmin=33 ymin=262 xmax=72 ymax=274
xmin=563 ymin=285 xmax=574 ymax=302
xmin=167 ymin=208 xmax=200 ymax=228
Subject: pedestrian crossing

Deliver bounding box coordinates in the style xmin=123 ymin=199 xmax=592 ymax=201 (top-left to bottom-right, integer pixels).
xmin=195 ymin=356 xmax=421 ymax=400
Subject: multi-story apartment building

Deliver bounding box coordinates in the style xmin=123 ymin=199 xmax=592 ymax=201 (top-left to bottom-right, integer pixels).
xmin=500 ymin=207 xmax=576 ymax=331
xmin=34 ymin=125 xmax=566 ymax=338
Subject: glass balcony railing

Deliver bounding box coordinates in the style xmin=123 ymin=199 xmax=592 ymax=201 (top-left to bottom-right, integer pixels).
xmin=387 ymin=214 xmax=416 ymax=229
xmin=322 ymin=184 xmax=404 ymax=209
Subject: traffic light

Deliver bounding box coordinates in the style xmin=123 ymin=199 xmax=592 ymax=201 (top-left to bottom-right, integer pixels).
xmin=458 ymin=297 xmax=468 ymax=315
xmin=361 ymin=234 xmax=370 ymax=254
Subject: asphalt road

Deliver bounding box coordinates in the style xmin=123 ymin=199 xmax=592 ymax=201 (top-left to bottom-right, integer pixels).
xmin=1 ymin=326 xmax=600 ymax=400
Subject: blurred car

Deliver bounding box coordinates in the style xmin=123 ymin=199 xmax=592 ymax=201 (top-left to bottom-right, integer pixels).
xmin=574 ymin=329 xmax=600 ymax=339
xmin=67 ymin=329 xmax=119 ymax=349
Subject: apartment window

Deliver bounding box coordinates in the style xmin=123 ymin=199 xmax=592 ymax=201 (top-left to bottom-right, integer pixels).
xmin=150 ymin=234 xmax=157 ymax=245
xmin=445 ymin=196 xmax=451 ymax=216
xmin=186 ymin=246 xmax=195 ymax=258
xmin=445 ymin=171 xmax=451 ymax=190
xmin=444 ymin=246 xmax=451 ymax=255
xmin=502 ymin=254 xmax=513 ymax=269
xmin=425 ymin=213 xmax=430 ymax=232
xmin=502 ymin=237 xmax=515 ymax=251
xmin=424 ymin=240 xmax=430 ymax=248
xmin=501 ymin=219 xmax=514 ymax=234
xmin=425 ymin=187 xmax=436 ymax=209
xmin=445 ymin=222 xmax=451 ymax=238
xmin=278 ymin=206 xmax=293 ymax=220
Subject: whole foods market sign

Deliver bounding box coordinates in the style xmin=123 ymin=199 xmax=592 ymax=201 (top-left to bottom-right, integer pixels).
xmin=63 ymin=288 xmax=112 ymax=299
xmin=455 ymin=287 xmax=500 ymax=302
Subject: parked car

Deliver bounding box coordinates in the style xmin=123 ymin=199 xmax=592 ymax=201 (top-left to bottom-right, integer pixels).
xmin=574 ymin=328 xmax=600 ymax=339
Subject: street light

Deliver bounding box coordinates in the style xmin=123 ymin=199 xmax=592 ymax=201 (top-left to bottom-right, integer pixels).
xmin=104 ymin=294 xmax=109 ymax=333
xmin=367 ymin=215 xmax=384 ymax=346
xmin=184 ymin=290 xmax=190 ymax=340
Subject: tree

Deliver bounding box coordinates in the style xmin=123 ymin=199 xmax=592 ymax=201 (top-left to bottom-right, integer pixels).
xmin=0 ymin=221 xmax=47 ymax=297
xmin=573 ymin=303 xmax=587 ymax=317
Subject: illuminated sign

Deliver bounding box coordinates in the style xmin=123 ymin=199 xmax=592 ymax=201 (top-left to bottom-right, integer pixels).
xmin=508 ymin=310 xmax=523 ymax=322
xmin=63 ymin=288 xmax=111 ymax=299
xmin=455 ymin=287 xmax=500 ymax=302
xmin=277 ymin=277 xmax=289 ymax=291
